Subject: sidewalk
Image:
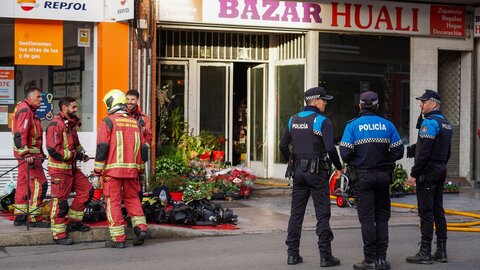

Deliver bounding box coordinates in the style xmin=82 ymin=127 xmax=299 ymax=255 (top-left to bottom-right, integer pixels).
xmin=1 ymin=185 xmax=479 ymax=247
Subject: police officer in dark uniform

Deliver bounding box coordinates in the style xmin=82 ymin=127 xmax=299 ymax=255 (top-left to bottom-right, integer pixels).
xmin=279 ymin=87 xmax=343 ymax=267
xmin=339 ymin=91 xmax=404 ymax=270
xmin=406 ymin=89 xmax=452 ymax=264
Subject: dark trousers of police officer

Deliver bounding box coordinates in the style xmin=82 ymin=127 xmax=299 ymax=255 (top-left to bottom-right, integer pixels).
xmin=354 ymin=169 xmax=391 ymax=268
xmin=286 ymin=162 xmax=334 ymax=263
xmin=410 ymin=162 xmax=447 ymax=263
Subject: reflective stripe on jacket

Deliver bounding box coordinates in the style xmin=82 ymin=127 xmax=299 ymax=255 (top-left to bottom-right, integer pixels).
xmin=12 ymin=100 xmax=44 ymax=158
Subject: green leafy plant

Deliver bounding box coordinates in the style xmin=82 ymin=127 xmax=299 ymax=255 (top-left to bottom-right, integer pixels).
xmin=198 ymin=131 xmax=218 ymax=151
xmin=444 ymin=181 xmax=461 ymax=192
xmin=149 ymin=155 xmax=189 ymax=190
xmin=182 ymin=180 xmax=214 ymax=204
xmin=237 ymin=143 xmax=247 ymax=154
xmin=390 ymin=164 xmax=408 ymax=194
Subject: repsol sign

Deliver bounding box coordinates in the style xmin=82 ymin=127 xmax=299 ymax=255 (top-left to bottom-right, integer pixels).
xmin=44 ymin=1 xmax=86 ymax=10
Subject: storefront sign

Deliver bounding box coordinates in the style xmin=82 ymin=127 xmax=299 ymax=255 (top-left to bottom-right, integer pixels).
xmin=430 ymin=5 xmax=465 ymax=37
xmin=104 ymin=0 xmax=134 ymax=21
xmin=12 ymin=0 xmax=104 ymax=22
xmin=474 ymin=7 xmax=480 ymax=38
xmin=158 ymin=0 xmax=465 ymax=38
xmin=0 ymin=67 xmax=15 ymax=105
xmin=14 ymin=19 xmax=63 ymax=66
xmin=36 ymin=92 xmax=54 ymax=121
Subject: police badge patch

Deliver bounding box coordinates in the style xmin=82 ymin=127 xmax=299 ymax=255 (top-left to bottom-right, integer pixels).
xmin=421 ymin=125 xmax=428 ymax=134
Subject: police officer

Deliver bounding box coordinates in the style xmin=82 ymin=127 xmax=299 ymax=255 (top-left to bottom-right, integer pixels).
xmin=339 ymin=91 xmax=404 ymax=270
xmin=406 ymin=89 xmax=452 ymax=264
xmin=279 ymin=86 xmax=342 ymax=267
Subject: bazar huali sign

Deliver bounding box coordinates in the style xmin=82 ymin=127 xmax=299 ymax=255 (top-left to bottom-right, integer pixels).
xmin=158 ymin=0 xmax=465 ymax=38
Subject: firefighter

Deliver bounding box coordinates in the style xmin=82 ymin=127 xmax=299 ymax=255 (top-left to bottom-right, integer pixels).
xmin=46 ymin=96 xmax=94 ymax=245
xmin=279 ymin=87 xmax=343 ymax=267
xmin=93 ymin=89 xmax=149 ymax=248
xmin=126 ymin=89 xmax=151 ymax=199
xmin=406 ymin=90 xmax=452 ymax=264
xmin=11 ymin=84 xmax=50 ymax=228
xmin=126 ymin=89 xmax=152 ymax=146
xmin=339 ymin=91 xmax=404 ymax=270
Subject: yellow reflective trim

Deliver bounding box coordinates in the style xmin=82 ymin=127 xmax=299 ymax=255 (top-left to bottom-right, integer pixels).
xmin=13 ymin=204 xmax=27 ymax=214
xmin=48 ymin=160 xmax=72 ymax=169
xmin=134 ymin=131 xmax=140 ymax=161
xmin=105 ymin=163 xmax=141 ymax=170
xmin=131 ymin=216 xmax=146 ymax=227
xmin=62 ymin=131 xmax=72 ymax=161
xmin=50 ymin=198 xmax=58 ymax=222
xmin=31 ymin=179 xmax=40 ymax=208
xmin=116 ymin=131 xmax=124 ymax=164
xmin=68 ymin=209 xmax=83 ymax=221
xmin=32 ymin=120 xmax=37 ymax=146
xmin=94 ymin=161 xmax=105 ymax=171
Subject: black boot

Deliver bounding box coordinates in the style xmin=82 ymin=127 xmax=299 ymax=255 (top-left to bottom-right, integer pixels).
xmin=353 ymin=260 xmax=376 ymax=270
xmin=132 ymin=227 xmax=147 ymax=246
xmin=13 ymin=215 xmax=27 ymax=226
xmin=67 ymin=221 xmax=91 ymax=232
xmin=375 ymin=259 xmax=391 ymax=270
xmin=432 ymin=238 xmax=448 ymax=263
xmin=406 ymin=240 xmax=433 ymax=264
xmin=320 ymin=256 xmax=340 ymax=267
xmin=105 ymin=240 xmax=126 ymax=248
xmin=54 ymin=237 xmax=75 ymax=245
xmin=287 ymin=255 xmax=303 ymax=265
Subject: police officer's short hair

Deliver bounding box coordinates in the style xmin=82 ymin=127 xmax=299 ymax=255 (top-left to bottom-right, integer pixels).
xmin=24 ymin=84 xmax=42 ymax=98
xmin=126 ymin=89 xmax=140 ymax=99
xmin=59 ymin=96 xmax=76 ymax=110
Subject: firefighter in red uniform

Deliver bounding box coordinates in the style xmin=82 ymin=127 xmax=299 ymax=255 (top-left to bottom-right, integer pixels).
xmin=46 ymin=96 xmax=94 ymax=245
xmin=126 ymin=89 xmax=151 ymax=199
xmin=126 ymin=89 xmax=152 ymax=146
xmin=11 ymin=84 xmax=50 ymax=228
xmin=93 ymin=89 xmax=149 ymax=248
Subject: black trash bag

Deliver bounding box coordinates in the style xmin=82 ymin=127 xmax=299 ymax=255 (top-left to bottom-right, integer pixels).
xmin=189 ymin=199 xmax=238 ymax=225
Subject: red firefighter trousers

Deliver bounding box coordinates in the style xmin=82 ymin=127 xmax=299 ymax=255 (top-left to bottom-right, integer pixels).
xmin=103 ymin=176 xmax=147 ymax=242
xmin=50 ymin=170 xmax=92 ymax=240
xmin=14 ymin=160 xmax=47 ymax=222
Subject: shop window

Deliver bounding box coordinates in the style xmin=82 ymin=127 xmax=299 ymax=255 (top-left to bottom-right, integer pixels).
xmin=319 ymin=33 xmax=410 ymax=143
xmin=0 ymin=19 xmax=94 ymax=133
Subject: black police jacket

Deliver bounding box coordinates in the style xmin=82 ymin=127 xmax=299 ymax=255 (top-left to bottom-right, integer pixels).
xmin=279 ymin=106 xmax=342 ymax=170
xmin=410 ymin=110 xmax=452 ymax=178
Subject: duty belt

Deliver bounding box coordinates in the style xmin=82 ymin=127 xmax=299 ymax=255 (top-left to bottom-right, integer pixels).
xmin=295 ymin=157 xmax=331 ymax=174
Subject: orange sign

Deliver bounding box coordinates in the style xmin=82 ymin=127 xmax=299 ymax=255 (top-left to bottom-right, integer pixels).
xmin=14 ymin=19 xmax=63 ymax=66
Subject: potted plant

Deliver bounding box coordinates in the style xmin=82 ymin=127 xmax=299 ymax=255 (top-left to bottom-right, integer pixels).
xmin=238 ymin=143 xmax=247 ymax=162
xmin=390 ymin=164 xmax=408 ymax=197
xmin=150 ymin=154 xmax=189 ymax=200
xmin=212 ymin=135 xmax=226 ymax=162
xmin=198 ymin=131 xmax=217 ymax=160
xmin=182 ymin=180 xmax=215 ymax=204
xmin=444 ymin=181 xmax=461 ymax=193
xmin=177 ymin=131 xmax=207 ymax=161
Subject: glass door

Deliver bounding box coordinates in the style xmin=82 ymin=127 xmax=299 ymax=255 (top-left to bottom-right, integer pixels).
xmin=198 ymin=63 xmax=233 ymax=161
xmin=247 ymin=64 xmax=268 ymax=178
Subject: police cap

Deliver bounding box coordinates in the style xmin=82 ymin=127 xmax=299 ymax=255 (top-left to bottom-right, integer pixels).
xmin=416 ymin=89 xmax=441 ymax=104
xmin=304 ymin=87 xmax=333 ymax=101
xmin=360 ymin=91 xmax=379 ymax=106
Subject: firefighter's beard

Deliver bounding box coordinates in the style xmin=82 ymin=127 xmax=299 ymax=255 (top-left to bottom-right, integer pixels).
xmin=67 ymin=111 xmax=76 ymax=118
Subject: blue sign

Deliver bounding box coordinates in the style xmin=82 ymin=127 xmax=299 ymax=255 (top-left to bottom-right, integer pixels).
xmin=36 ymin=93 xmax=54 ymax=121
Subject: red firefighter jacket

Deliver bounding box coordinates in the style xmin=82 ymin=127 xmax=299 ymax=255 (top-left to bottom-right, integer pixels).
xmin=128 ymin=106 xmax=152 ymax=145
xmin=94 ymin=112 xmax=148 ymax=178
xmin=12 ymin=99 xmax=45 ymax=158
xmin=46 ymin=112 xmax=84 ymax=175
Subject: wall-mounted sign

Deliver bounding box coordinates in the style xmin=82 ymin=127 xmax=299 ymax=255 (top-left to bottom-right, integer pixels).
xmin=474 ymin=7 xmax=480 ymax=38
xmin=430 ymin=5 xmax=465 ymax=37
xmin=14 ymin=19 xmax=63 ymax=66
xmin=13 ymin=0 xmax=104 ymax=22
xmin=36 ymin=92 xmax=54 ymax=121
xmin=0 ymin=67 xmax=15 ymax=105
xmin=78 ymin=28 xmax=91 ymax=47
xmin=158 ymin=0 xmax=466 ymax=38
xmin=105 ymin=0 xmax=134 ymax=21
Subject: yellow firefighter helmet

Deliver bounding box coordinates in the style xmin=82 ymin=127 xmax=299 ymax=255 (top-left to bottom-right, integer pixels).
xmin=103 ymin=89 xmax=126 ymax=112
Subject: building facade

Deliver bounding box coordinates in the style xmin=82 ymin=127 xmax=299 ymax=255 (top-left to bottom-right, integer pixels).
xmin=156 ymin=0 xmax=478 ymax=184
